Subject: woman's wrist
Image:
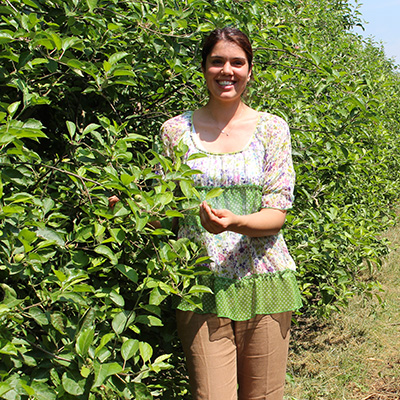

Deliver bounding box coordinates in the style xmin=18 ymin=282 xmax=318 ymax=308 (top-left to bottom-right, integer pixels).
xmin=227 ymin=209 xmax=286 ymax=237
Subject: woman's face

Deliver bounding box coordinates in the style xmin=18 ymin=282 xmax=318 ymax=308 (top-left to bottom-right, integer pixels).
xmin=202 ymin=40 xmax=252 ymax=103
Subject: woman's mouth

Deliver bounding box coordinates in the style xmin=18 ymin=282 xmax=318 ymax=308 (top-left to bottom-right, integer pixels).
xmin=218 ymin=80 xmax=235 ymax=87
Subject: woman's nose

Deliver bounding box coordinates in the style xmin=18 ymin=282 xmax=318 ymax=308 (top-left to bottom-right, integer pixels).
xmin=221 ymin=61 xmax=233 ymax=75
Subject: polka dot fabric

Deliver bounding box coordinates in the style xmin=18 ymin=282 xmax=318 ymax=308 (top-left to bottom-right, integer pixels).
xmin=161 ymin=111 xmax=302 ymax=319
xmin=175 ymin=270 xmax=302 ymax=321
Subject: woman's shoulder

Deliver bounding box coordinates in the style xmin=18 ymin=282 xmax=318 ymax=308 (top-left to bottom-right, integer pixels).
xmin=160 ymin=111 xmax=193 ymax=150
xmin=161 ymin=111 xmax=193 ymax=133
xmin=256 ymin=112 xmax=290 ymax=142
xmin=257 ymin=112 xmax=289 ymax=130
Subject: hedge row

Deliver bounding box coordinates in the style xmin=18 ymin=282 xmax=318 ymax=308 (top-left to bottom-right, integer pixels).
xmin=1 ymin=0 xmax=400 ymax=398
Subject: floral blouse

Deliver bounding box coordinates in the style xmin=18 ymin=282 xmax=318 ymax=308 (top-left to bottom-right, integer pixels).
xmin=160 ymin=111 xmax=302 ymax=320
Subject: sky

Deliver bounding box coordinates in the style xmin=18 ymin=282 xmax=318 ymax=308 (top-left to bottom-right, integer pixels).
xmin=352 ymin=0 xmax=400 ymax=65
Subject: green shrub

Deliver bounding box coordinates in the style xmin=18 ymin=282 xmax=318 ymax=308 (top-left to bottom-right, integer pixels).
xmin=1 ymin=0 xmax=400 ymax=398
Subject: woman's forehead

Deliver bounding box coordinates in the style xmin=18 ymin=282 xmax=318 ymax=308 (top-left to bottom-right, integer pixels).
xmin=208 ymin=40 xmax=247 ymax=57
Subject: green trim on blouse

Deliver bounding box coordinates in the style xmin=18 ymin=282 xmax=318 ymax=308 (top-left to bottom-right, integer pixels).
xmin=181 ymin=185 xmax=263 ymax=230
xmin=175 ymin=269 xmax=302 ymax=321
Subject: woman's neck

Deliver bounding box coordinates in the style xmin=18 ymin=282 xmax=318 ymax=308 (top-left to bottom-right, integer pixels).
xmin=203 ymin=99 xmax=247 ymax=125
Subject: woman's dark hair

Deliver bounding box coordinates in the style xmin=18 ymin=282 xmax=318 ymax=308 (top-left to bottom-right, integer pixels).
xmin=201 ymin=27 xmax=253 ymax=69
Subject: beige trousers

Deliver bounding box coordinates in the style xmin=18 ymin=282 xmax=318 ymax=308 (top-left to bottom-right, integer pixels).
xmin=176 ymin=311 xmax=292 ymax=400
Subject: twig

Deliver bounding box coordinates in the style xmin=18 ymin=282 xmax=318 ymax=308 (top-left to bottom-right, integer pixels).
xmin=361 ymin=395 xmax=375 ymax=400
xmin=23 ymin=337 xmax=72 ymax=362
xmin=1 ymin=161 xmax=104 ymax=204
xmin=4 ymin=0 xmax=18 ymax=13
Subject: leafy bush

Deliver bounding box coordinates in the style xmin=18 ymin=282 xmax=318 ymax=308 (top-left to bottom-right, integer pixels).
xmin=1 ymin=0 xmax=400 ymax=398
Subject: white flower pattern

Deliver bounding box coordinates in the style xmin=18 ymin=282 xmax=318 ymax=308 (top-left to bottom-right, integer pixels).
xmin=160 ymin=111 xmax=297 ymax=280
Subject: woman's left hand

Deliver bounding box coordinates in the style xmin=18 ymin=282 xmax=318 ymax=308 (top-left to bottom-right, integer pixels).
xmin=199 ymin=201 xmax=237 ymax=234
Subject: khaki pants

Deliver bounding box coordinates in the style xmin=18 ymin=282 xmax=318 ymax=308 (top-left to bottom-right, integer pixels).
xmin=176 ymin=310 xmax=292 ymax=400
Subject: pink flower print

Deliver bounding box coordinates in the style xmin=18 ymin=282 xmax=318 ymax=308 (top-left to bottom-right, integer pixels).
xmin=218 ymin=253 xmax=226 ymax=262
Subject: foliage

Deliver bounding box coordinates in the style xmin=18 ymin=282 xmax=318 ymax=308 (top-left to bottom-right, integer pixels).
xmin=1 ymin=0 xmax=400 ymax=398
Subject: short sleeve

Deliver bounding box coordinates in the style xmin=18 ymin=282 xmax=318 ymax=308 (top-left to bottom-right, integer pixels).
xmin=260 ymin=115 xmax=295 ymax=210
xmin=158 ymin=112 xmax=191 ymax=159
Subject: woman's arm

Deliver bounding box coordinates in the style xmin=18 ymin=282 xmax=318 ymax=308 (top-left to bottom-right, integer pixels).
xmin=199 ymin=201 xmax=286 ymax=237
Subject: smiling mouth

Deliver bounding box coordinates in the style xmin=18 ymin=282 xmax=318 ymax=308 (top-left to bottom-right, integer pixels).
xmin=218 ymin=80 xmax=236 ymax=87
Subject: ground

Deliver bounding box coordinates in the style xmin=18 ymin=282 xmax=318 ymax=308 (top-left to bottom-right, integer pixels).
xmin=285 ymin=219 xmax=400 ymax=400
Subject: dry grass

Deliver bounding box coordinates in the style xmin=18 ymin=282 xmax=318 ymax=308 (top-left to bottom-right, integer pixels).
xmin=284 ymin=220 xmax=400 ymax=400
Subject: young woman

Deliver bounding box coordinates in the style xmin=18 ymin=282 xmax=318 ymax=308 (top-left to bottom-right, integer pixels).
xmin=160 ymin=27 xmax=302 ymax=400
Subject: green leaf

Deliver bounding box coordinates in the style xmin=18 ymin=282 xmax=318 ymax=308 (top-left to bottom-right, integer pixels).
xmin=135 ymin=315 xmax=163 ymax=326
xmin=7 ymin=101 xmax=20 ymax=117
xmin=112 ymin=311 xmax=127 ymax=335
xmin=72 ymin=250 xmax=90 ymax=267
xmin=109 ymin=228 xmax=125 ymax=245
xmin=82 ymin=123 xmax=101 ymax=135
xmin=93 ymin=362 xmax=123 ymax=387
xmin=165 ymin=210 xmax=184 ymax=218
xmin=95 ymin=333 xmax=115 ymax=357
xmin=29 ymin=307 xmax=49 ymax=326
xmin=30 ymin=381 xmax=57 ymax=400
xmin=0 ymin=341 xmax=18 ymax=356
xmin=121 ymin=339 xmax=139 ymax=361
xmin=310 ymin=53 xmax=321 ymax=66
xmin=149 ymin=286 xmax=168 ymax=306
xmin=62 ymin=372 xmax=86 ymax=396
xmin=53 ymin=268 xmax=66 ymax=283
xmin=0 ymin=284 xmax=22 ymax=308
xmin=109 ymin=51 xmax=129 ymax=65
xmin=86 ymin=0 xmax=98 ymax=12
xmin=62 ymin=37 xmax=83 ymax=51
xmin=150 ymin=228 xmax=173 ymax=235
xmin=36 ymin=227 xmax=65 ymax=246
xmin=50 ymin=32 xmax=62 ymax=51
xmin=205 ymin=187 xmax=224 ymax=200
xmin=188 ymin=285 xmax=214 ymax=294
xmin=103 ymin=60 xmax=112 ymax=72
xmin=179 ymin=180 xmax=194 ymax=199
xmin=75 ymin=327 xmax=95 ymax=357
xmin=80 ymin=366 xmax=91 ymax=378
xmin=109 ymin=291 xmax=125 ymax=307
xmin=136 ymin=214 xmax=149 ymax=231
xmin=269 ymin=39 xmax=283 ymax=49
xmin=132 ymin=382 xmax=152 ymax=400
xmin=50 ymin=312 xmax=66 ymax=335
xmin=0 ymin=383 xmax=12 ymax=397
xmin=18 ymin=228 xmax=37 ymax=252
xmin=139 ymin=341 xmax=153 ymax=363
xmin=66 ymin=121 xmax=76 ymax=139
xmin=120 ymin=173 xmax=135 ymax=186
xmin=2 ymin=205 xmax=25 ymax=216
xmin=94 ymin=245 xmax=118 ymax=265
xmin=116 ymin=264 xmax=138 ymax=283
xmin=124 ymin=133 xmax=150 ymax=142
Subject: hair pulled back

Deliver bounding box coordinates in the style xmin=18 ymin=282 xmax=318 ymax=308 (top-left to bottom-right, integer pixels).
xmin=201 ymin=27 xmax=253 ymax=69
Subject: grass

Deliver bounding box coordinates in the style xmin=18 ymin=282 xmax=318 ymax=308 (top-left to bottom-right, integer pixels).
xmin=284 ymin=219 xmax=400 ymax=400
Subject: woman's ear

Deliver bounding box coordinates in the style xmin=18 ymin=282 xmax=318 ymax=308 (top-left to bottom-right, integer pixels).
xmin=248 ymin=63 xmax=253 ymax=81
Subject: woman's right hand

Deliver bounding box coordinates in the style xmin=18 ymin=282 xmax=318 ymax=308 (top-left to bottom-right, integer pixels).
xmin=199 ymin=201 xmax=237 ymax=234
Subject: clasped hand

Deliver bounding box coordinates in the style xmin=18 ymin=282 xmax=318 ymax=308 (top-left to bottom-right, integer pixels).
xmin=199 ymin=201 xmax=238 ymax=234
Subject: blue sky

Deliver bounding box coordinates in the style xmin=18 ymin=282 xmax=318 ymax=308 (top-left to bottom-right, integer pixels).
xmin=352 ymin=0 xmax=400 ymax=64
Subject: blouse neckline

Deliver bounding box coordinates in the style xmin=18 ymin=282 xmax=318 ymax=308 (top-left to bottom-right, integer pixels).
xmin=188 ymin=110 xmax=262 ymax=156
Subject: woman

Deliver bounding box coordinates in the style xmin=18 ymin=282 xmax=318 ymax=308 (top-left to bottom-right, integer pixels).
xmin=160 ymin=27 xmax=302 ymax=400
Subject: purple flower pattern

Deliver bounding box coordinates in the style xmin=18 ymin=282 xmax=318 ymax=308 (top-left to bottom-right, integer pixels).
xmin=160 ymin=111 xmax=297 ymax=280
